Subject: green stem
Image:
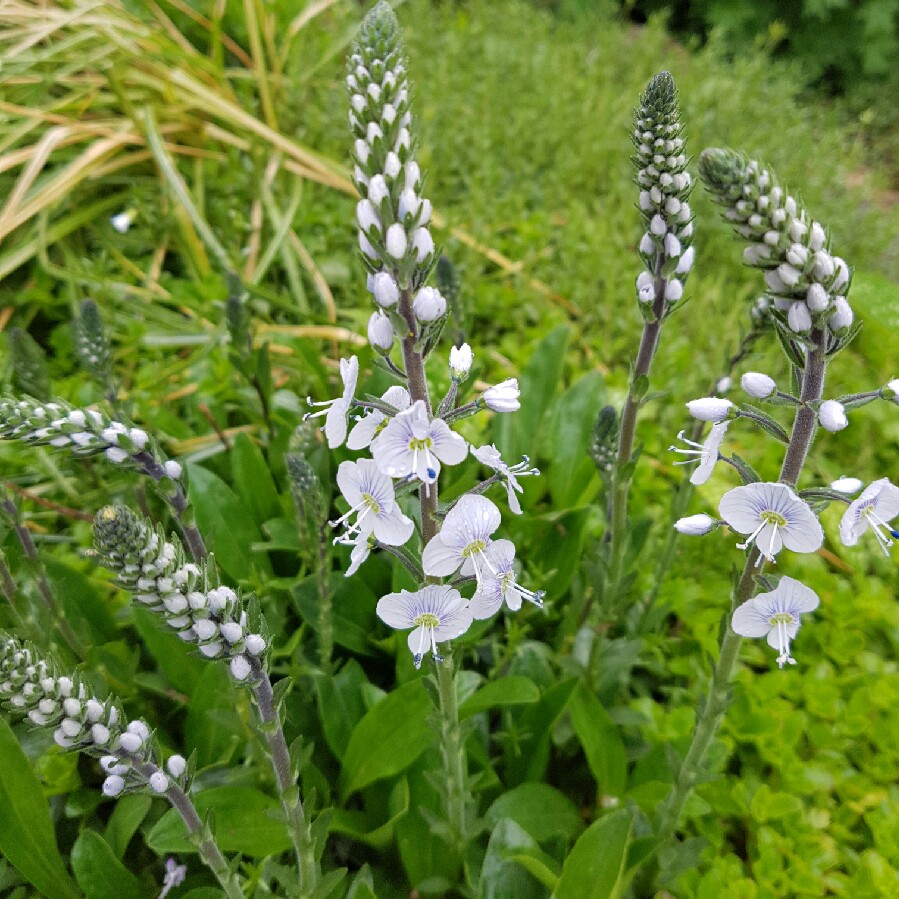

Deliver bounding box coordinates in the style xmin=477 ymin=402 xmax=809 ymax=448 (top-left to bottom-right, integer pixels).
xmin=249 ymin=659 xmax=318 ymax=895
xmin=128 ymin=757 xmax=244 ymax=899
xmin=651 ymin=330 xmax=828 ymax=858
xmin=436 ymin=650 xmax=468 ymax=853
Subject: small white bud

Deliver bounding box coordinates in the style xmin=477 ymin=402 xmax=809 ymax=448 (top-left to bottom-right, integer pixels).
xmin=219 ymin=622 xmax=243 ymax=644
xmin=230 ymin=655 xmax=252 ymax=681
xmin=787 ymin=302 xmax=812 ymax=333
xmin=763 ymin=269 xmax=786 ymax=293
xmin=383 ymin=151 xmax=402 ymax=180
xmin=398 ymin=188 xmax=420 ymax=220
xmin=830 ymin=476 xmax=864 ymax=494
xmin=716 ymin=376 xmax=732 ymax=393
xmin=685 ymin=397 xmax=733 ymax=422
xmin=149 ymin=771 xmax=169 ymax=793
xmin=365 ymin=122 xmax=382 ymax=145
xmin=367 ymin=174 xmax=388 ymax=207
xmin=639 ymin=233 xmax=655 ymax=255
xmin=358 ymin=232 xmax=378 ymax=260
xmin=166 ymin=755 xmax=187 ymax=777
xmin=806 ymin=283 xmax=828 ymax=312
xmin=883 ymin=378 xmax=899 ymax=402
xmin=91 ymin=724 xmax=111 ymax=746
xmin=675 ymin=245 xmax=695 ymax=275
xmin=350 ymin=93 xmax=366 ymax=114
xmin=832 ymin=256 xmax=850 ymax=291
xmin=367 ymin=311 xmax=394 ymax=352
xmin=110 ymin=212 xmax=134 ymax=234
xmin=664 ymin=279 xmax=683 ymax=302
xmin=394 ymin=128 xmax=411 ymax=153
xmin=244 ymin=634 xmax=267 ymax=656
xmin=385 ymin=224 xmax=407 ymax=259
xmin=449 ymin=343 xmax=473 ymax=380
xmin=811 ymin=251 xmax=835 ymax=280
xmin=372 ymin=272 xmax=400 ymax=308
xmin=663 ymin=233 xmax=681 ymax=257
xmin=788 ymin=219 xmax=808 ymax=242
xmin=118 ymin=731 xmax=143 ymax=753
xmin=740 ymin=372 xmax=776 ymax=399
xmin=639 ymin=191 xmax=652 ymax=211
xmin=356 ymin=199 xmax=381 ymax=234
xmin=199 ymin=642 xmax=223 ymax=659
xmin=382 ymin=103 xmax=397 ymax=125
xmin=829 ymin=296 xmax=853 ymax=332
xmin=809 ymin=222 xmax=827 ymax=250
xmin=818 ymin=399 xmax=848 ymax=433
xmin=412 ymin=286 xmax=446 ymax=322
xmin=776 ymin=263 xmax=801 ymax=288
xmin=417 ymin=198 xmax=432 ymax=227
xmin=354 ymin=138 xmax=369 ymax=165
xmin=664 ymin=196 xmax=681 ymax=216
xmin=102 ymin=775 xmax=125 ymax=797
xmin=404 ymin=161 xmax=421 ymax=190
xmin=194 ymin=619 xmax=218 ymax=641
xmin=483 ymin=378 xmax=520 ymax=413
xmin=743 ymin=244 xmax=771 ymax=265
xmin=674 ymin=514 xmax=717 ymax=536
xmin=105 ymin=447 xmax=129 ymax=463
xmin=785 ymin=244 xmax=808 ymax=268
xmin=650 ymin=214 xmax=667 ymax=236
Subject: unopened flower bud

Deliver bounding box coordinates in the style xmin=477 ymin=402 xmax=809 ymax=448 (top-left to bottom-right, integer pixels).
xmin=809 ymin=222 xmax=826 ymax=250
xmin=149 ymin=771 xmax=169 ymax=793
xmin=829 ymin=296 xmax=853 ymax=332
xmin=449 ymin=343 xmax=473 ymax=380
xmin=244 ymin=634 xmax=267 ymax=656
xmin=741 ymin=372 xmax=776 ymax=399
xmin=372 ymin=271 xmax=400 ymax=308
xmin=675 ymin=245 xmax=695 ymax=275
xmin=483 ymin=378 xmax=520 ymax=413
xmin=411 ymin=227 xmax=434 ymax=262
xmin=832 ymin=257 xmax=850 ymax=291
xmin=806 ymin=282 xmax=828 ymax=312
xmin=102 ymin=775 xmax=125 ymax=797
xmin=367 ymin=311 xmax=394 ymax=352
xmin=636 ymin=271 xmax=654 ymax=303
xmin=674 ymin=514 xmax=717 ymax=536
xmin=356 ymin=199 xmax=381 ymax=234
xmin=230 ymin=655 xmax=251 ymax=681
xmin=166 ymin=755 xmax=187 ymax=777
xmin=787 ymin=302 xmax=812 ymax=333
xmin=664 ymin=279 xmax=683 ymax=302
xmin=686 ymin=397 xmax=733 ymax=422
xmin=831 ymin=476 xmax=863 ymax=494
xmin=818 ymin=399 xmax=848 ymax=432
xmin=412 ymin=286 xmax=446 ymax=322
xmin=385 ymin=223 xmax=407 ymax=259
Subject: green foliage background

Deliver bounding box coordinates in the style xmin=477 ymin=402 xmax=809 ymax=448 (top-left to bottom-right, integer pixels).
xmin=1 ymin=0 xmax=898 ymax=896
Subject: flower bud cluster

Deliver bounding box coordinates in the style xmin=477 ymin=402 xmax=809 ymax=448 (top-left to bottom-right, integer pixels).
xmin=0 ymin=395 xmax=182 ymax=480
xmin=0 ymin=634 xmax=185 ymax=797
xmin=93 ymin=506 xmax=266 ymax=682
xmin=698 ymin=148 xmax=853 ymax=338
xmin=73 ymin=299 xmax=113 ymax=386
xmin=633 ymin=72 xmax=694 ymax=313
xmin=348 ymin=2 xmax=445 ymax=345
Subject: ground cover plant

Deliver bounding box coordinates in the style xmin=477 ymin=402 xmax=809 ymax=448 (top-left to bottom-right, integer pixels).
xmin=1 ymin=1 xmax=899 ymax=897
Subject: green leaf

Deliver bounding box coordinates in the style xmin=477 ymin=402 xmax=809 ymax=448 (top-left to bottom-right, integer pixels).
xmin=131 ymin=607 xmax=206 ymax=696
xmin=549 ymin=371 xmax=605 ymax=508
xmin=459 ymin=675 xmax=540 ymax=719
xmin=552 ymin=809 xmax=634 ymax=899
xmin=494 ymin=325 xmax=570 ymax=460
xmin=339 ymin=679 xmax=432 ymax=800
xmin=292 ymin=573 xmax=378 ymax=657
xmin=146 ymin=786 xmax=290 ymax=857
xmin=44 ymin=557 xmax=117 ymax=645
xmin=71 ymin=831 xmax=143 ymax=899
xmin=314 ymin=660 xmax=368 ymax=761
xmin=506 ymin=851 xmax=561 ymax=891
xmin=479 ymin=819 xmax=545 ymax=899
xmin=187 ymin=462 xmax=267 ymax=582
xmin=103 ymin=794 xmax=152 ymax=859
xmin=485 ymin=783 xmax=585 ymax=844
xmin=570 ymin=685 xmax=627 ymax=799
xmin=184 ymin=663 xmax=241 ymax=769
xmin=0 ymin=720 xmax=81 ymax=899
xmin=230 ymin=432 xmax=281 ymax=528
xmin=329 ymin=777 xmax=409 ymax=849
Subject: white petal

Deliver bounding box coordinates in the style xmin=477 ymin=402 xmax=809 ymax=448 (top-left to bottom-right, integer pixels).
xmin=347 ymin=412 xmax=384 ymax=450
xmin=874 ymin=481 xmax=899 ymax=523
xmin=325 ymin=400 xmax=349 ymax=448
xmin=731 ymin=598 xmax=771 ymax=638
xmin=376 ymin=591 xmax=416 ymax=629
xmin=718 ymin=485 xmax=763 ymax=533
xmin=346 ymin=537 xmax=370 ymax=576
xmin=505 ymin=480 xmax=523 ymax=514
xmin=422 ymin=534 xmax=462 ymax=576
xmin=782 ymin=508 xmax=823 ymax=554
xmin=469 ymin=591 xmax=504 ymax=620
xmin=429 ymin=420 xmax=468 ymax=465
xmin=406 ymin=626 xmax=429 ymax=656
xmin=374 ymin=507 xmax=414 ymax=546
xmin=778 ymin=576 xmax=820 ymax=614
xmin=765 ymin=620 xmax=800 ymax=651
xmin=336 ymin=460 xmax=363 ymax=507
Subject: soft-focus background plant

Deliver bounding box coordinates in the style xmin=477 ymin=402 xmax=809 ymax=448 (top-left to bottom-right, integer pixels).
xmin=1 ymin=0 xmax=898 ymax=896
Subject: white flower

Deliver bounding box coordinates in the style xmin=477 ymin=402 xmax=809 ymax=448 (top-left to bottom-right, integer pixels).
xmin=839 ymin=478 xmax=899 ymax=556
xmin=356 ymin=199 xmax=381 ymax=234
xmin=385 ymin=223 xmax=407 ymax=259
xmin=806 ymin=282 xmax=828 ymax=312
xmin=376 ymin=584 xmax=473 ymax=669
xmin=471 ymin=444 xmax=539 ymax=515
xmin=818 ymin=399 xmax=848 ymax=432
xmin=830 ymin=476 xmax=864 ymax=495
xmin=482 ymin=378 xmax=520 ymax=413
xmin=347 ymin=386 xmax=411 ymax=451
xmin=230 ymin=656 xmax=251 ymax=681
xmin=685 ymin=397 xmax=733 ymax=423
xmin=411 ymin=228 xmax=435 ymax=262
xmin=345 ymin=532 xmax=374 ymax=577
xmin=422 ymin=495 xmax=501 ymax=584
xmin=371 ymin=399 xmax=468 ymax=485
xmin=367 ymin=311 xmax=394 ymax=352
xmin=468 ymin=540 xmax=545 ymax=619
xmin=449 ymin=343 xmax=473 ymax=379
xmin=664 ymin=279 xmax=683 ymax=302
xmin=110 ymin=210 xmax=135 ymax=233
xmin=372 ymin=271 xmax=400 ymax=308
xmin=331 ymin=459 xmax=414 ymax=547
xmin=719 ymin=482 xmax=823 ymax=565
xmin=669 ymin=422 xmax=728 ymax=486
xmin=149 ymin=771 xmax=169 ymax=793
xmin=412 ymin=286 xmax=446 ymax=322
xmin=304 ymin=356 xmax=358 ymax=448
xmin=741 ymin=372 xmax=776 ymax=399
xmin=163 ymin=460 xmax=182 ymax=480
xmin=732 ymin=576 xmax=819 ymax=668
xmin=102 ymin=775 xmax=125 ymax=797
xmin=368 ymin=174 xmax=388 ymax=207
xmin=674 ymin=513 xmax=717 ymax=535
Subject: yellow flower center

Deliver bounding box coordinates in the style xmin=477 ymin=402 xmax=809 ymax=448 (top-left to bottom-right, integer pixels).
xmin=760 ymin=511 xmax=787 ymax=527
xmin=414 ymin=613 xmax=440 ymax=628
xmin=408 ymin=437 xmax=434 ymax=451
xmin=769 ymin=612 xmax=794 ymax=625
xmin=461 ymin=540 xmax=486 ymax=558
xmin=361 ymin=492 xmax=380 ymax=514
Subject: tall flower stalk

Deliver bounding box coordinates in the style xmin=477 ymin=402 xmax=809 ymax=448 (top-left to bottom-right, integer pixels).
xmin=607 ymin=72 xmax=695 ymax=601
xmin=92 ymin=506 xmax=318 ymax=892
xmin=0 ymin=634 xmax=243 ymax=899
xmin=647 ymin=148 xmax=865 ymax=866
